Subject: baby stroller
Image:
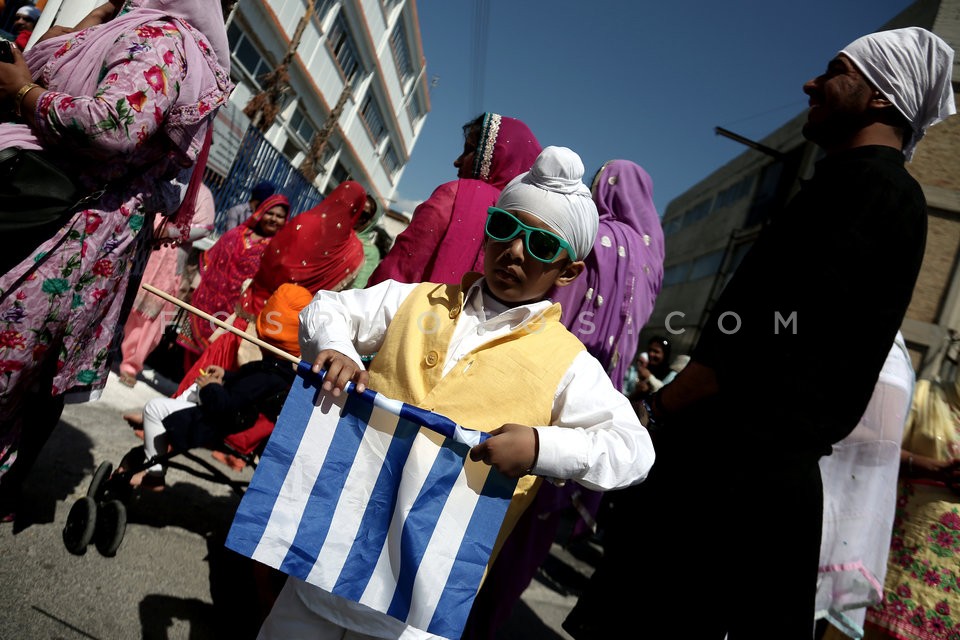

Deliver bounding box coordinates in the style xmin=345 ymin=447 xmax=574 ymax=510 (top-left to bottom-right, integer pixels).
xmin=61 ymin=412 xmax=277 ymax=557
xmin=64 ymin=280 xmax=309 ymax=556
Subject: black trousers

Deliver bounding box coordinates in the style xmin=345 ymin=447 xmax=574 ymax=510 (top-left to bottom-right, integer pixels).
xmin=0 ymin=358 xmax=65 ymax=511
xmin=564 ymin=436 xmax=823 ymax=640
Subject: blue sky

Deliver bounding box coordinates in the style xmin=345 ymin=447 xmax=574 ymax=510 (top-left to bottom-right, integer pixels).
xmin=392 ymin=0 xmax=916 ymax=216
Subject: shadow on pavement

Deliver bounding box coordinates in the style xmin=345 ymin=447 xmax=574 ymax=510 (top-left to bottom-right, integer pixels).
xmin=533 ymin=550 xmax=591 ymax=600
xmin=140 ymin=595 xmax=216 ymax=640
xmin=136 ymin=539 xmax=266 ymax=640
xmin=14 ymin=418 xmax=94 ymax=533
xmin=125 ymin=479 xmax=243 ymax=538
xmin=126 ymin=473 xmax=266 ymax=638
xmin=497 ymin=599 xmax=568 ymax=640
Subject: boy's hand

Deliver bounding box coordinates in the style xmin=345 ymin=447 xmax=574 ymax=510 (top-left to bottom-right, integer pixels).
xmin=197 ymin=365 xmax=224 ymax=388
xmin=469 ymin=423 xmax=537 ymax=478
xmin=312 ymin=349 xmax=368 ymax=396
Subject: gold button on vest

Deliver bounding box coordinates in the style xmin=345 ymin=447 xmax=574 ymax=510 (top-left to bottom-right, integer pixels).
xmin=424 ymin=351 xmax=439 ymax=367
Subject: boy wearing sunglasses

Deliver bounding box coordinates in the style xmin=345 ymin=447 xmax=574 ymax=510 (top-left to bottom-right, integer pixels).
xmin=259 ymin=146 xmax=654 ymax=639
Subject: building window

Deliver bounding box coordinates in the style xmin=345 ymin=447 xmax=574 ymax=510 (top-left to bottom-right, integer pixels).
xmin=228 ymin=22 xmax=273 ymax=87
xmin=315 ymin=0 xmax=335 ymax=22
xmin=407 ymin=89 xmax=426 ymax=124
xmin=682 ymin=198 xmax=713 ymax=227
xmin=745 ymin=161 xmax=788 ymax=228
xmin=688 ymin=250 xmax=725 ymax=282
xmin=714 ymin=175 xmax=755 ymax=210
xmin=390 ymin=19 xmax=414 ymax=84
xmin=382 ymin=142 xmax=401 ymax=176
xmin=328 ymin=12 xmax=363 ymax=85
xmin=662 ymin=263 xmax=690 ymax=287
xmin=360 ymin=92 xmax=387 ymax=145
xmin=662 ymin=216 xmax=683 ymax=237
xmin=288 ymin=107 xmax=318 ymax=146
xmin=331 ymin=161 xmax=351 ymax=185
xmin=282 ymin=138 xmax=305 ymax=165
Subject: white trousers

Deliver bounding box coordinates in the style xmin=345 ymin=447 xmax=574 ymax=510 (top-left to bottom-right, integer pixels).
xmin=257 ymin=577 xmax=438 ymax=640
xmin=141 ymin=384 xmax=198 ymax=474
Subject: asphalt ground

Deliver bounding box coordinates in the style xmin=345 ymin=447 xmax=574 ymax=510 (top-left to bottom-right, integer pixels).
xmin=0 ymin=365 xmax=601 ymax=640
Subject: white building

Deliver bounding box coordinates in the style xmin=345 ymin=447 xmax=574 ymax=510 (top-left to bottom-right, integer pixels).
xmin=224 ymin=0 xmax=429 ymax=206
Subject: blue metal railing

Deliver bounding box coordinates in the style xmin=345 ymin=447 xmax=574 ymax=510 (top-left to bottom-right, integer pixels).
xmin=204 ymin=125 xmax=324 ymax=235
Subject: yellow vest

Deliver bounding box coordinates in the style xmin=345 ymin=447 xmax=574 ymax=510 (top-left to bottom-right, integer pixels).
xmin=367 ymin=274 xmax=585 ymax=563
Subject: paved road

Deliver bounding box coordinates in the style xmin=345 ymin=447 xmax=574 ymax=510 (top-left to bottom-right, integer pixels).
xmin=0 ymin=367 xmax=599 ymax=640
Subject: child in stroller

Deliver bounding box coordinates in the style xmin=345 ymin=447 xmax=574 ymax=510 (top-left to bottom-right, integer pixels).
xmin=119 ymin=283 xmax=314 ymax=491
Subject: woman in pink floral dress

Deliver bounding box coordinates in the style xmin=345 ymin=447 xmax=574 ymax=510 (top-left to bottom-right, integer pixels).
xmin=864 ymin=375 xmax=960 ymax=639
xmin=0 ymin=0 xmax=232 ymax=520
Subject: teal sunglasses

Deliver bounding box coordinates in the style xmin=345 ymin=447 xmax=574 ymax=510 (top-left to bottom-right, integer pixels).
xmin=484 ymin=207 xmax=576 ymax=263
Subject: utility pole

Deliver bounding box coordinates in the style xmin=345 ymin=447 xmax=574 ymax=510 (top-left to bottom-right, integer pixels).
xmin=244 ymin=0 xmax=315 ymax=132
xmin=300 ymin=83 xmax=352 ymax=183
xmin=714 ymin=127 xmax=785 ymax=160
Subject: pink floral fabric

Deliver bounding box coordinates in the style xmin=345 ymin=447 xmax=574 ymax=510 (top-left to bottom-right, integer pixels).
xmin=867 ymin=391 xmax=960 ymax=639
xmin=0 ymin=20 xmax=210 ymax=472
xmin=866 ymin=482 xmax=960 ymax=639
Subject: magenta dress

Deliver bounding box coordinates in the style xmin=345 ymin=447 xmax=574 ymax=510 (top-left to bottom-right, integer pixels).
xmin=367 ymin=113 xmax=542 ymax=286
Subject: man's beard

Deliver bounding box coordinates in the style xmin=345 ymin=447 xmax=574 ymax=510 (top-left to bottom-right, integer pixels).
xmin=801 ymin=110 xmax=870 ymax=148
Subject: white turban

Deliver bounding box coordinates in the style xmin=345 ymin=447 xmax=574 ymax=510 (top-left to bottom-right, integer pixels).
xmin=16 ymin=5 xmax=40 ymax=21
xmin=841 ymin=27 xmax=956 ymax=161
xmin=495 ymin=146 xmax=599 ymax=261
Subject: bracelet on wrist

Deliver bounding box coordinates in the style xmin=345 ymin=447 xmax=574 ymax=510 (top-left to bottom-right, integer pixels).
xmin=13 ymin=82 xmax=41 ymax=118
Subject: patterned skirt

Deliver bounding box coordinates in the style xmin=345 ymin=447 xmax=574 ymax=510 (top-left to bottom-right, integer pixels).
xmin=866 ymin=480 xmax=960 ymax=639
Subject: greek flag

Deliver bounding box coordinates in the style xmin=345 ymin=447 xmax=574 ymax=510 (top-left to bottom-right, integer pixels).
xmin=226 ymin=363 xmax=517 ymax=639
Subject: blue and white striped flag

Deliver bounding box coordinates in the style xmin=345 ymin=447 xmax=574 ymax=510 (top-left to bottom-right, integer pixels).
xmin=226 ymin=363 xmax=517 ymax=639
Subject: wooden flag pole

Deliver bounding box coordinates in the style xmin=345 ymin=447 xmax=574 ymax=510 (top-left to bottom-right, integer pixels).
xmin=141 ymin=283 xmax=300 ymax=365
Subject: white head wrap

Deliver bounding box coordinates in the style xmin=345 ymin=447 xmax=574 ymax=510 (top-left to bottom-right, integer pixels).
xmin=16 ymin=5 xmax=41 ymax=21
xmin=840 ymin=27 xmax=956 ymax=161
xmin=495 ymin=146 xmax=599 ymax=261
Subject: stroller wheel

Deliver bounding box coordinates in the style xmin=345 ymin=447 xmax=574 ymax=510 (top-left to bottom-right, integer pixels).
xmin=63 ymin=497 xmax=97 ymax=555
xmin=94 ymin=500 xmax=127 ymax=557
xmin=87 ymin=461 xmax=114 ymax=501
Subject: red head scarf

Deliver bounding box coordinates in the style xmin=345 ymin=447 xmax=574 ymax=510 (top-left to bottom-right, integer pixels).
xmin=245 ymin=193 xmax=290 ymax=231
xmin=236 ymin=182 xmax=366 ymax=320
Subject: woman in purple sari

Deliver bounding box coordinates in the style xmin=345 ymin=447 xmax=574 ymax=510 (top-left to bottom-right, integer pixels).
xmin=367 ymin=112 xmax=541 ymax=285
xmin=0 ymin=0 xmax=232 ymax=520
xmin=464 ymin=159 xmax=665 ymax=639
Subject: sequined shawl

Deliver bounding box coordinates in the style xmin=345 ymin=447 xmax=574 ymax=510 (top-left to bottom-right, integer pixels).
xmin=549 ymin=160 xmax=665 ymax=390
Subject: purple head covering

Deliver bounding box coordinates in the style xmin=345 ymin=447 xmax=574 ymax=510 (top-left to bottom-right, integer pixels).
xmin=549 ymin=160 xmax=665 ymax=390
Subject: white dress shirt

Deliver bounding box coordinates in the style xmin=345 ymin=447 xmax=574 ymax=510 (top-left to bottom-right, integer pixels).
xmin=299 ymin=278 xmax=654 ymax=491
